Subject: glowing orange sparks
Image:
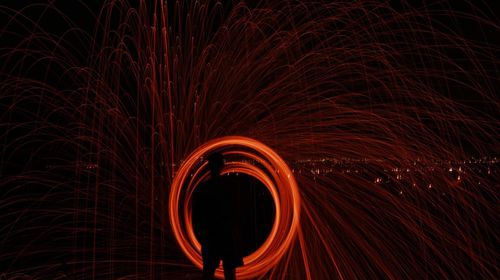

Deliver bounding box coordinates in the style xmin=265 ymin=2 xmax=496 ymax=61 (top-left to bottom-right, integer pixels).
xmin=169 ymin=136 xmax=301 ymax=279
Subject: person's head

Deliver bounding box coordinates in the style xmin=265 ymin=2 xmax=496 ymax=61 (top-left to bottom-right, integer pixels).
xmin=207 ymin=152 xmax=224 ymax=176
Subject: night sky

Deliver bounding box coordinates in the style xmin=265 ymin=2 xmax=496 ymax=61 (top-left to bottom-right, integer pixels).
xmin=1 ymin=1 xmax=498 ymax=279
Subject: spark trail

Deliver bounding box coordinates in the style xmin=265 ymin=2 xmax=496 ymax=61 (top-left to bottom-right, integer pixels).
xmin=0 ymin=1 xmax=499 ymax=279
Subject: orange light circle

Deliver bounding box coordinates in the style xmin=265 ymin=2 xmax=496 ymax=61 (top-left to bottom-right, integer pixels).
xmin=169 ymin=136 xmax=301 ymax=279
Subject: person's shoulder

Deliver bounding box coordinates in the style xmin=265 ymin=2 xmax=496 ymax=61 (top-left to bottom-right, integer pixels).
xmin=197 ymin=179 xmax=212 ymax=191
xmin=198 ymin=179 xmax=209 ymax=186
xmin=220 ymin=174 xmax=233 ymax=183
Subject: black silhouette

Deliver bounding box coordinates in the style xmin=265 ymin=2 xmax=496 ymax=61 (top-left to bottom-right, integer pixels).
xmin=193 ymin=152 xmax=244 ymax=280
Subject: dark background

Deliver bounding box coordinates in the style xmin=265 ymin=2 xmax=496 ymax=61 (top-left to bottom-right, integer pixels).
xmin=1 ymin=0 xmax=498 ymax=278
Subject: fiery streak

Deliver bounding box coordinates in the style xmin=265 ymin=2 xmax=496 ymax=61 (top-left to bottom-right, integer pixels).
xmin=0 ymin=0 xmax=498 ymax=279
xmin=169 ymin=136 xmax=300 ymax=279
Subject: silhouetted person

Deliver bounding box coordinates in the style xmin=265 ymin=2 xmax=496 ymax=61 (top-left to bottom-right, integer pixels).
xmin=193 ymin=152 xmax=243 ymax=280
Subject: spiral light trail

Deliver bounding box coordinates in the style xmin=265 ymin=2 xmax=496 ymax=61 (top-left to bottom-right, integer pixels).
xmin=0 ymin=1 xmax=498 ymax=279
xmin=169 ymin=136 xmax=300 ymax=279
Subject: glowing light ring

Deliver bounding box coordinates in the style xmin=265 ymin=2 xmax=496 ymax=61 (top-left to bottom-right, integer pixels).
xmin=169 ymin=136 xmax=301 ymax=279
